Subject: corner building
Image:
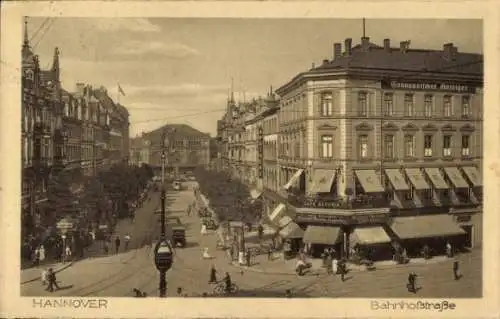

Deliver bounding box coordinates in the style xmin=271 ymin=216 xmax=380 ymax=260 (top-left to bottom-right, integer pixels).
xmin=272 ymin=37 xmax=483 ymax=260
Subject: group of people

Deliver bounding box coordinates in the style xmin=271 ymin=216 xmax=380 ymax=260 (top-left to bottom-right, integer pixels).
xmin=102 ymin=234 xmax=131 ymax=254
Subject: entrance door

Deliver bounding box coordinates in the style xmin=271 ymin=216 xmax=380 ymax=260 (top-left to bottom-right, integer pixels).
xmin=460 ymin=225 xmax=473 ymax=248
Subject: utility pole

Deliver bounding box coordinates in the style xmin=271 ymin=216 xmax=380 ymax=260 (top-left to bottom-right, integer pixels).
xmin=158 ymin=128 xmax=168 ymax=297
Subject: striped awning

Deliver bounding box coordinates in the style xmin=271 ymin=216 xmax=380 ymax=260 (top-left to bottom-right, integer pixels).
xmin=309 ymin=169 xmax=336 ymax=193
xmin=404 ymin=168 xmax=430 ymax=190
xmin=461 ymin=166 xmax=482 ymax=187
xmin=269 ymin=203 xmax=286 ymax=223
xmin=350 ymin=227 xmax=392 ymax=246
xmin=390 ymin=215 xmax=466 ymax=239
xmin=250 ymin=189 xmax=263 ymax=199
xmin=354 ymin=170 xmax=385 ymax=193
xmin=279 ymin=222 xmax=304 ymax=239
xmin=443 ymin=167 xmax=469 ymax=189
xmin=283 ymin=169 xmax=304 ymax=190
xmin=424 ymin=168 xmax=449 ymax=190
xmin=385 ymin=169 xmax=410 ymax=191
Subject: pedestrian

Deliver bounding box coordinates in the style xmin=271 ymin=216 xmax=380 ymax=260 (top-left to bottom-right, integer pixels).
xmin=115 ymin=236 xmax=121 ymax=254
xmin=45 ymin=268 xmax=60 ymax=292
xmin=65 ymin=246 xmax=72 ymax=262
xmin=41 ymin=268 xmax=48 ymax=286
xmin=33 ymin=246 xmax=40 ymax=267
xmin=224 ymin=272 xmax=232 ymax=295
xmin=407 ymin=272 xmax=417 ymax=294
xmin=267 ymin=248 xmax=273 ymax=261
xmin=246 ymin=249 xmax=251 ymax=267
xmin=177 ymin=287 xmax=183 ymax=296
xmin=285 ymin=289 xmax=292 ymax=298
xmin=446 ymin=242 xmax=453 ymax=258
xmin=332 ymin=257 xmax=338 ymax=276
xmin=201 ymin=223 xmax=207 ymax=235
xmin=39 ymin=245 xmax=46 ymax=263
xmin=338 ymin=259 xmax=346 ymax=282
xmin=257 ymin=224 xmax=264 ymax=240
xmin=209 ymin=265 xmax=217 ymax=283
xmin=124 ymin=234 xmax=131 ymax=251
xmin=453 ymin=260 xmax=460 ymax=280
xmin=326 ymin=254 xmax=333 ymax=275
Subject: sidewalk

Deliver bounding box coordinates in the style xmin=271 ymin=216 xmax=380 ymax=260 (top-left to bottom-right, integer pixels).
xmin=229 ymin=250 xmax=456 ymax=276
xmin=21 ymin=261 xmax=74 ymax=285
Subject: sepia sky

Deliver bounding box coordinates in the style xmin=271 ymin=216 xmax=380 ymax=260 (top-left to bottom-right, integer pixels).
xmin=26 ymin=18 xmax=482 ymax=137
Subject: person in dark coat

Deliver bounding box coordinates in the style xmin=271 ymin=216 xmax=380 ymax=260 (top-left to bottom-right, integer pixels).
xmin=115 ymin=236 xmax=121 ymax=254
xmin=453 ymin=260 xmax=460 ymax=280
xmin=45 ymin=268 xmax=60 ymax=292
xmin=407 ymin=272 xmax=417 ymax=293
xmin=224 ymin=272 xmax=232 ymax=294
xmin=209 ymin=265 xmax=217 ymax=283
xmin=246 ymin=249 xmax=251 ymax=267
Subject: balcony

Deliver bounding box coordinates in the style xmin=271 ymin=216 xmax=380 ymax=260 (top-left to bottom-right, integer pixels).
xmin=288 ymin=193 xmax=391 ymax=210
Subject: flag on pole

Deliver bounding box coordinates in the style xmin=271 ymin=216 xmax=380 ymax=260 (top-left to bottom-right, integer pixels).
xmin=118 ymin=83 xmax=126 ymax=96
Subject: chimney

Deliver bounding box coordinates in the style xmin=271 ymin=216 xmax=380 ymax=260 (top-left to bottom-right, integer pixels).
xmin=333 ymin=43 xmax=342 ymax=59
xmin=443 ymin=43 xmax=456 ymax=60
xmin=361 ymin=36 xmax=370 ymax=50
xmin=344 ymin=38 xmax=352 ymax=56
xmin=76 ymin=82 xmax=85 ymax=96
xmin=383 ymin=38 xmax=391 ymax=53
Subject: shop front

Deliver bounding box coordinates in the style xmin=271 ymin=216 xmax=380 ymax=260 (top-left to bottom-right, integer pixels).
xmin=449 ymin=207 xmax=483 ymax=249
xmin=295 ymin=208 xmax=392 ymax=261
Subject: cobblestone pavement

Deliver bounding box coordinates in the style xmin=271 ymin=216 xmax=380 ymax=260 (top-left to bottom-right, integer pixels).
xmin=21 ymin=181 xmax=482 ymax=298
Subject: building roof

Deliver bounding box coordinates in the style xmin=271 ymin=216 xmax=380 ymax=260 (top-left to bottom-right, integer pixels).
xmin=277 ymin=38 xmax=483 ymax=95
xmin=143 ymin=124 xmax=210 ymax=146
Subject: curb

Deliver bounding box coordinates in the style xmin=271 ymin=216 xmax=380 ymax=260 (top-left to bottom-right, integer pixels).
xmin=229 ymin=257 xmax=454 ymax=276
xmin=21 ymin=261 xmax=75 ymax=285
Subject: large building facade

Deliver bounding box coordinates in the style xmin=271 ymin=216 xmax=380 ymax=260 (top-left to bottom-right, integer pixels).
xmin=270 ymin=37 xmax=483 ymax=259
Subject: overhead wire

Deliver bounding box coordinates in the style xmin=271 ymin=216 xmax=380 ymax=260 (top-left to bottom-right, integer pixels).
xmin=29 ymin=17 xmax=51 ymax=43
xmin=33 ymin=18 xmax=56 ymax=50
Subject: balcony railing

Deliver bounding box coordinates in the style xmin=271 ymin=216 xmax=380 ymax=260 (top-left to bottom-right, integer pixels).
xmin=288 ymin=194 xmax=391 ymax=210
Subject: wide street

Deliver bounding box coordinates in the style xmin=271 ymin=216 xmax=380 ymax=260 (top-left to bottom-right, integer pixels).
xmin=21 ymin=181 xmax=482 ymax=298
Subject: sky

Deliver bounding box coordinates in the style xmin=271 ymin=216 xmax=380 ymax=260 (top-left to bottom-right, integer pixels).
xmin=26 ymin=18 xmax=482 ymax=137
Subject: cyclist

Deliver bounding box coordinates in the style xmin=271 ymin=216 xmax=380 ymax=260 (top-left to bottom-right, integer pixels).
xmin=224 ymin=272 xmax=232 ymax=294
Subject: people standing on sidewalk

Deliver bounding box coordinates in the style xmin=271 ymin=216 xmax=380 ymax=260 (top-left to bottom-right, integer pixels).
xmin=115 ymin=236 xmax=121 ymax=254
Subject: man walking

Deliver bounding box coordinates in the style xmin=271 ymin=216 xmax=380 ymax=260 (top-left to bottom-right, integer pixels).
xmin=124 ymin=234 xmax=131 ymax=251
xmin=453 ymin=260 xmax=460 ymax=280
xmin=407 ymin=272 xmax=417 ymax=294
xmin=115 ymin=236 xmax=121 ymax=254
xmin=209 ymin=265 xmax=217 ymax=283
xmin=45 ymin=268 xmax=60 ymax=292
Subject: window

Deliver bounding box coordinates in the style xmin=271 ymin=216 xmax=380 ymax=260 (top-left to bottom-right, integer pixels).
xmin=404 ymin=94 xmax=415 ymax=117
xmin=443 ymin=135 xmax=452 ymax=157
xmin=424 ymin=95 xmax=433 ymax=118
xmin=461 ymin=135 xmax=470 ymax=157
xmin=320 ymin=93 xmax=333 ymax=116
xmin=404 ymin=135 xmax=415 ymax=157
xmin=383 ymin=93 xmax=394 ymax=116
xmin=384 ymin=135 xmax=395 ymax=159
xmin=461 ymin=96 xmax=471 ymax=117
xmin=424 ymin=134 xmax=433 ymax=157
xmin=321 ymin=135 xmax=334 ymax=158
xmin=358 ymin=135 xmax=369 ymax=159
xmin=443 ymin=95 xmax=453 ymax=117
xmin=358 ymin=92 xmax=368 ymax=116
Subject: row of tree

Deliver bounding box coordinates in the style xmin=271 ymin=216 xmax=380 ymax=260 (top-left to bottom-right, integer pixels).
xmin=193 ymin=167 xmax=261 ymax=223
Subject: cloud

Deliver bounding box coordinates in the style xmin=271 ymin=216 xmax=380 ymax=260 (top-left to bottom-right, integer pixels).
xmin=90 ymin=18 xmax=161 ymax=33
xmin=113 ymin=40 xmax=200 ymax=59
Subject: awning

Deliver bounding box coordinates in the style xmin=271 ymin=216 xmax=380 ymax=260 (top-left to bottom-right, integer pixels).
xmin=279 ymin=222 xmax=304 ymax=239
xmin=269 ymin=203 xmax=286 ymax=223
xmin=250 ymin=189 xmax=263 ymax=199
xmin=390 ymin=215 xmax=466 ymax=240
xmin=309 ymin=169 xmax=336 ymax=193
xmin=424 ymin=168 xmax=449 ymax=190
xmin=354 ymin=170 xmax=385 ymax=193
xmin=302 ymin=226 xmax=342 ymax=245
xmin=404 ymin=168 xmax=430 ymax=190
xmin=443 ymin=167 xmax=469 ymax=189
xmin=350 ymin=227 xmax=391 ymax=246
xmin=278 ymin=216 xmax=293 ymax=228
xmin=385 ymin=169 xmax=410 ymax=191
xmin=461 ymin=166 xmax=482 ymax=187
xmin=283 ymin=169 xmax=304 ymax=190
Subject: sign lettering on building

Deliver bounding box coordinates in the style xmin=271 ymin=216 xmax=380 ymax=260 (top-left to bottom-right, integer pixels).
xmin=295 ymin=212 xmax=389 ymax=225
xmin=382 ymin=81 xmax=479 ymax=94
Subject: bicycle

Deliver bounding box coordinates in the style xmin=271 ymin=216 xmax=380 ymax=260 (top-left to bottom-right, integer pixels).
xmin=212 ymin=281 xmax=239 ymax=295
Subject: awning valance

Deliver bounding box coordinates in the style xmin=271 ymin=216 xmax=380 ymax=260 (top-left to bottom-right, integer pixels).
xmin=309 ymin=169 xmax=336 ymax=193
xmin=269 ymin=203 xmax=286 ymax=223
xmin=404 ymin=168 xmax=430 ymax=190
xmin=461 ymin=166 xmax=482 ymax=187
xmin=278 ymin=215 xmax=293 ymax=228
xmin=283 ymin=169 xmax=304 ymax=190
xmin=354 ymin=170 xmax=385 ymax=193
xmin=350 ymin=227 xmax=392 ymax=246
xmin=279 ymin=222 xmax=304 ymax=239
xmin=385 ymin=169 xmax=410 ymax=191
xmin=424 ymin=168 xmax=449 ymax=190
xmin=250 ymin=189 xmax=263 ymax=199
xmin=390 ymin=215 xmax=466 ymax=240
xmin=443 ymin=167 xmax=469 ymax=189
xmin=302 ymin=226 xmax=342 ymax=245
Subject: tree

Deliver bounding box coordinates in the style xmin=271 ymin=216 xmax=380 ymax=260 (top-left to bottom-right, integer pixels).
xmin=46 ymin=168 xmax=83 ymax=219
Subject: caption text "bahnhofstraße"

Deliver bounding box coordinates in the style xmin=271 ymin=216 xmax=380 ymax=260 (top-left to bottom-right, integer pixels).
xmin=32 ymin=298 xmax=108 ymax=309
xmin=371 ymin=300 xmax=457 ymax=312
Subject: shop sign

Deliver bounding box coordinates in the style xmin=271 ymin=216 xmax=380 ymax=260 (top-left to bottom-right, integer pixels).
xmin=381 ymin=80 xmax=478 ymax=94
xmin=455 ymin=215 xmax=472 ymax=223
xmin=295 ymin=212 xmax=389 ymax=225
